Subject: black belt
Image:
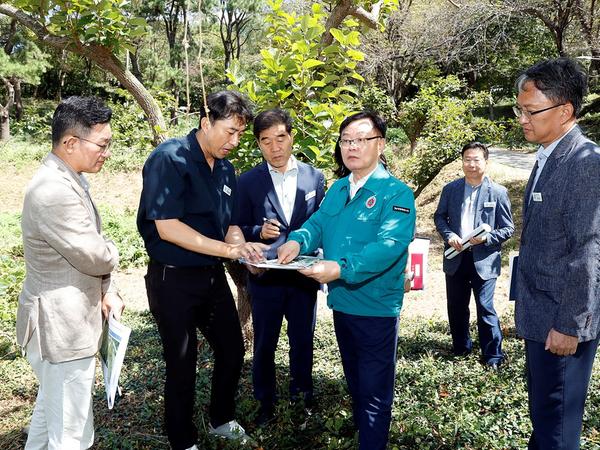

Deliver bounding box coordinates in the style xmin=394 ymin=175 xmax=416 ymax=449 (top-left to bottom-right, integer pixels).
xmin=149 ymin=259 xmax=221 ymax=270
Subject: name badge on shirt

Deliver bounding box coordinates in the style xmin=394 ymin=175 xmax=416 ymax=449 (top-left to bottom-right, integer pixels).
xmin=484 ymin=201 xmax=496 ymax=208
xmin=305 ymin=190 xmax=316 ymax=201
xmin=532 ymin=192 xmax=542 ymax=202
xmin=223 ymin=185 xmax=232 ymax=196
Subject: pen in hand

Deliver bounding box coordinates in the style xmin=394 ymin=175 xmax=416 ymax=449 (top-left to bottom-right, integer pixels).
xmin=261 ymin=217 xmax=281 ymax=240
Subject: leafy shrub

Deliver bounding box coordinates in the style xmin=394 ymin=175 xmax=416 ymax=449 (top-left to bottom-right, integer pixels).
xmin=361 ymin=83 xmax=398 ymax=126
xmin=579 ymin=112 xmax=600 ymax=144
xmin=497 ymin=118 xmax=532 ymax=150
xmin=99 ymin=207 xmax=148 ymax=269
xmin=471 ymin=116 xmax=505 ymax=144
xmin=0 ymin=255 xmax=24 ymax=324
xmin=398 ymin=76 xmax=488 ymax=197
xmin=227 ymin=0 xmax=365 ymax=172
xmin=386 ymin=127 xmax=410 ymax=150
xmin=10 ymin=99 xmax=55 ymax=143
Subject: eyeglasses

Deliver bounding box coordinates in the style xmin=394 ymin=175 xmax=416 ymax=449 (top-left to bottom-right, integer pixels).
xmin=513 ymin=103 xmax=565 ymax=119
xmin=463 ymin=158 xmax=485 ymax=164
xmin=74 ymin=136 xmax=112 ymax=154
xmin=339 ymin=136 xmax=383 ymax=148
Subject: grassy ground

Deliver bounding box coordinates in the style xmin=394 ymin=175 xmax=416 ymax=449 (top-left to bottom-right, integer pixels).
xmin=1 ymin=310 xmax=600 ymax=449
xmin=1 ymin=138 xmax=600 ymax=449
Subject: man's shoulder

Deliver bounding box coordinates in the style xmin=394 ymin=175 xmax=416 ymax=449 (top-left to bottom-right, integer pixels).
xmin=239 ymin=162 xmax=266 ymax=182
xmin=486 ymin=178 xmax=509 ymax=194
xmin=147 ymin=134 xmax=191 ymax=164
xmin=442 ymin=177 xmax=464 ymax=192
xmin=27 ymin=160 xmax=72 ymax=192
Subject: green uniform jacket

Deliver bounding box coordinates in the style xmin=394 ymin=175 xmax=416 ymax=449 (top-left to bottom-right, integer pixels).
xmin=289 ymin=164 xmax=416 ymax=317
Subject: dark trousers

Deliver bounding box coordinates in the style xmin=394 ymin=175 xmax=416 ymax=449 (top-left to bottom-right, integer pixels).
xmin=525 ymin=337 xmax=600 ymax=450
xmin=249 ymin=281 xmax=317 ymax=408
xmin=333 ymin=310 xmax=399 ymax=450
xmin=445 ymin=251 xmax=503 ymax=363
xmin=145 ymin=261 xmax=245 ymax=450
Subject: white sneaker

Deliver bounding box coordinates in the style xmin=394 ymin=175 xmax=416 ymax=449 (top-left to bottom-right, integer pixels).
xmin=208 ymin=420 xmax=253 ymax=444
xmin=185 ymin=446 xmax=198 ymax=450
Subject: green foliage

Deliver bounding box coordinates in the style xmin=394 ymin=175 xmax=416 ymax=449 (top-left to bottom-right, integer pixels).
xmin=10 ymin=99 xmax=54 ymax=142
xmin=5 ymin=311 xmax=600 ymax=449
xmin=361 ymin=83 xmax=398 ymax=126
xmin=579 ymin=112 xmax=600 ymax=145
xmin=10 ymin=0 xmax=148 ymax=54
xmin=386 ymin=127 xmax=410 ymax=150
xmin=0 ymin=135 xmax=47 ymax=168
xmin=98 ymin=206 xmax=148 ymax=269
xmin=227 ymin=0 xmax=365 ymax=171
xmin=397 ymin=76 xmax=490 ymax=196
xmin=0 ymin=213 xmax=24 ymax=355
xmin=0 ymin=39 xmax=51 ymax=84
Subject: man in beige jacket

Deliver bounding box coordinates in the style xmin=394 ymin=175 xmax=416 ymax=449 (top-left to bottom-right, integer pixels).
xmin=17 ymin=96 xmax=123 ymax=449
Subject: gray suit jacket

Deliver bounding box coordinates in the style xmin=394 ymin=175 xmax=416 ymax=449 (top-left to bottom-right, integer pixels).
xmin=515 ymin=125 xmax=600 ymax=343
xmin=17 ymin=153 xmax=119 ymax=363
xmin=434 ymin=176 xmax=514 ymax=280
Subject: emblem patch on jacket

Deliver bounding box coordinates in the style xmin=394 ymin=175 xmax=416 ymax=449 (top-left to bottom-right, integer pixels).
xmin=366 ymin=196 xmax=377 ymax=209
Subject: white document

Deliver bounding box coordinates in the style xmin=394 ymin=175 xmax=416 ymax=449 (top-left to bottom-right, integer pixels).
xmin=444 ymin=224 xmax=492 ymax=260
xmin=241 ymin=255 xmax=322 ymax=270
xmin=99 ymin=312 xmax=131 ymax=409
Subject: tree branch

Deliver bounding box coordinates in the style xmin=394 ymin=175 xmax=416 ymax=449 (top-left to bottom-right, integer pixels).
xmin=0 ymin=3 xmax=167 ymax=144
xmin=321 ymin=0 xmax=384 ymax=46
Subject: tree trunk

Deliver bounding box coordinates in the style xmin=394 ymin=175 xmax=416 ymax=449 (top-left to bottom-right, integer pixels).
xmin=130 ymin=48 xmax=143 ymax=83
xmin=12 ymin=77 xmax=23 ymax=121
xmin=0 ymin=77 xmax=15 ymax=141
xmin=0 ymin=107 xmax=10 ymax=141
xmin=0 ymin=4 xmax=167 ymax=145
xmin=224 ymin=261 xmax=253 ymax=345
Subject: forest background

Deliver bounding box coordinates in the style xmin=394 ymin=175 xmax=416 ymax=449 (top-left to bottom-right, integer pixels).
xmin=0 ymin=0 xmax=600 ymax=448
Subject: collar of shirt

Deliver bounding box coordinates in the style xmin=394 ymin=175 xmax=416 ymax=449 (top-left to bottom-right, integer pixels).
xmin=188 ymin=128 xmax=226 ymax=173
xmin=348 ymin=166 xmax=378 ymax=199
xmin=46 ymin=152 xmax=90 ymax=192
xmin=537 ymin=123 xmax=577 ymax=162
xmin=267 ymin=154 xmax=298 ymax=175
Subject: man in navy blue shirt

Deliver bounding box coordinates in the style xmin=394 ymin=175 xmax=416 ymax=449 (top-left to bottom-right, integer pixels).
xmin=137 ymin=91 xmax=266 ymax=450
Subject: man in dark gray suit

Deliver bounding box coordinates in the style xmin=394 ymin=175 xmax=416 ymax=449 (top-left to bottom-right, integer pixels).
xmin=434 ymin=142 xmax=514 ymax=369
xmin=514 ymin=57 xmax=600 ymax=449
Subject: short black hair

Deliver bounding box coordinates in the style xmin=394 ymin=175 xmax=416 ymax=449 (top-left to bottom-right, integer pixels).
xmin=461 ymin=141 xmax=489 ymax=160
xmin=199 ymin=90 xmax=253 ymax=126
xmin=253 ymin=108 xmax=292 ymax=139
xmin=516 ymin=57 xmax=588 ymax=117
xmin=52 ymin=96 xmax=112 ymax=147
xmin=334 ymin=111 xmax=388 ymax=178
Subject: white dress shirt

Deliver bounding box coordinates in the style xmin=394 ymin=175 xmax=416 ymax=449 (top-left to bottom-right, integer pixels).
xmin=530 ymin=123 xmax=576 ymax=198
xmin=348 ymin=166 xmax=378 ymax=200
xmin=267 ymin=155 xmax=298 ymax=224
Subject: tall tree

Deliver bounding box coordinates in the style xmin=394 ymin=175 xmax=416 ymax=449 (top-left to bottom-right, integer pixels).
xmin=574 ymin=0 xmax=600 ymax=82
xmin=0 ymin=1 xmax=167 ymax=144
xmin=501 ymin=0 xmax=576 ymax=56
xmin=136 ymin=0 xmax=189 ymax=118
xmin=0 ymin=35 xmax=49 ymax=140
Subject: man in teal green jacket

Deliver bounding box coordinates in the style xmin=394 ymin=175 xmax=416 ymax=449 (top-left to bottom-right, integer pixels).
xmin=278 ymin=111 xmax=416 ymax=450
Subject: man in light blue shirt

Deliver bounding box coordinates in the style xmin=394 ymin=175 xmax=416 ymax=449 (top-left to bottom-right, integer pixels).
xmin=434 ymin=142 xmax=514 ymax=369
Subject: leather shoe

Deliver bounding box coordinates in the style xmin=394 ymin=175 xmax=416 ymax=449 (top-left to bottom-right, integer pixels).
xmin=485 ymin=360 xmax=502 ymax=371
xmin=255 ymin=405 xmax=275 ymax=427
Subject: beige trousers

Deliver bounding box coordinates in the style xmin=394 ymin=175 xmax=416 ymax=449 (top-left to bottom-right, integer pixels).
xmin=24 ymin=329 xmax=96 ymax=450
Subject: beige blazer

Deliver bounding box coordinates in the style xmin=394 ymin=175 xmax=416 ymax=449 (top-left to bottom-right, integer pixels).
xmin=17 ymin=153 xmax=119 ymax=363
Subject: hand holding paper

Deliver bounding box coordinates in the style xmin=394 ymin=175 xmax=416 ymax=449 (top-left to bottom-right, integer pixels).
xmin=444 ymin=224 xmax=491 ymax=259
